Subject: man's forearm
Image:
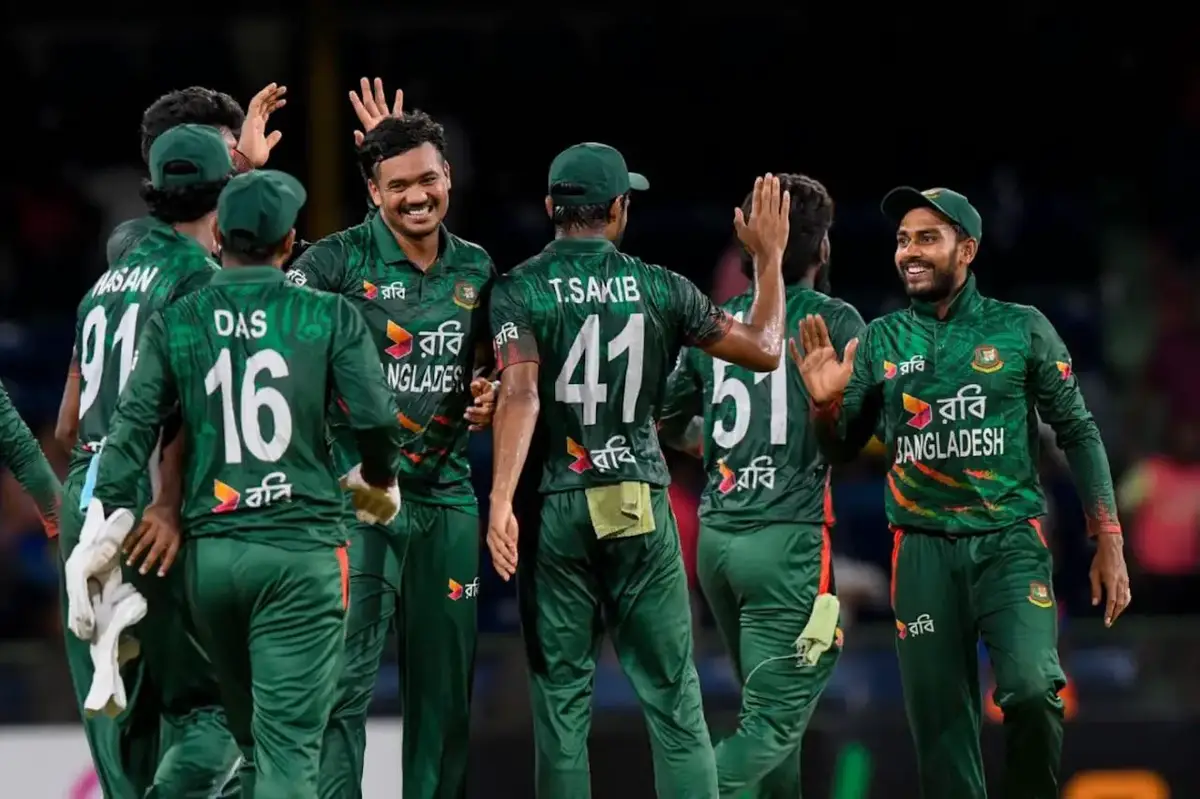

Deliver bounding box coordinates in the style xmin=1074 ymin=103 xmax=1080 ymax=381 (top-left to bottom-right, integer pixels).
xmin=744 ymin=250 xmax=785 ymax=358
xmin=1058 ymin=422 xmax=1122 ymax=536
xmin=55 ymin=364 xmax=80 ymax=454
xmin=490 ymin=390 xmax=539 ymax=505
xmin=659 ymin=415 xmax=704 ymax=459
xmin=151 ymin=431 xmax=185 ymax=513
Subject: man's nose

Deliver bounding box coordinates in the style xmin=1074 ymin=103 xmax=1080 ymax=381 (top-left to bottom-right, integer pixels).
xmin=402 ymin=186 xmax=429 ymax=205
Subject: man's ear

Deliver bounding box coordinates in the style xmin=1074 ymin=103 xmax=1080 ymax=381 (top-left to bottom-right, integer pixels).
xmin=367 ymin=177 xmax=383 ymax=208
xmin=544 ymin=196 xmax=554 ymax=219
xmin=608 ymin=195 xmax=626 ymax=223
xmin=443 ymin=159 xmax=453 ymax=191
xmin=958 ymin=237 xmax=978 ymax=267
xmin=279 ymin=229 xmax=297 ymax=264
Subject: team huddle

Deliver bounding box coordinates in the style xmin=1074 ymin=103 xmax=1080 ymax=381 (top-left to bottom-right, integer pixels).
xmin=0 ymin=76 xmax=1129 ymax=799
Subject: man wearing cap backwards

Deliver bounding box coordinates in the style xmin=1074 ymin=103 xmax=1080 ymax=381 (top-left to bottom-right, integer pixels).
xmin=793 ymin=186 xmax=1131 ymax=798
xmin=86 ymin=169 xmax=406 ymax=799
xmin=287 ymin=111 xmax=496 ymax=799
xmin=58 ymin=124 xmax=243 ymax=799
xmin=658 ymin=173 xmax=859 ymax=798
xmin=486 ymin=142 xmax=791 ymax=797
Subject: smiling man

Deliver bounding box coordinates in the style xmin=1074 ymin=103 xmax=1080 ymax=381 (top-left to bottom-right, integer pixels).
xmin=792 ymin=186 xmax=1130 ymax=799
xmin=286 ymin=111 xmax=495 ymax=799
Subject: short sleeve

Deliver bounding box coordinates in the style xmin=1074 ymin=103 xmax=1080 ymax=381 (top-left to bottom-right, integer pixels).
xmin=664 ymin=270 xmax=731 ymax=347
xmin=489 ymin=276 xmax=539 ymax=371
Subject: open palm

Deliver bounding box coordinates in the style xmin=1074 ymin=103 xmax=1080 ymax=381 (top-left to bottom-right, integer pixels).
xmin=790 ymin=314 xmax=858 ymax=404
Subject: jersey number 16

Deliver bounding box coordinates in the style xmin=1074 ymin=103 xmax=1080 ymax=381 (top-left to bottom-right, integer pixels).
xmin=204 ymin=349 xmax=294 ymax=464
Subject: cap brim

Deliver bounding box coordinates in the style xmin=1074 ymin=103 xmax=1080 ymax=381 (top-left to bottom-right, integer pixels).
xmin=628 ymin=172 xmax=649 ymax=191
xmin=880 ymin=186 xmax=934 ymax=225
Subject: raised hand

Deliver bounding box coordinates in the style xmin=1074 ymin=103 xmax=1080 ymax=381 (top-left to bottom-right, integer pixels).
xmin=733 ymin=173 xmax=791 ymax=263
xmin=790 ymin=314 xmax=859 ymax=404
xmin=237 ymin=83 xmax=287 ymax=168
xmin=350 ymin=77 xmax=404 ymax=147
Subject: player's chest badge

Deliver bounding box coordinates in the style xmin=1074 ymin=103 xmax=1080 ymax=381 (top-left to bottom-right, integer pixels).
xmin=453 ymin=280 xmax=479 ymax=310
xmin=971 ymin=345 xmax=1004 ymax=374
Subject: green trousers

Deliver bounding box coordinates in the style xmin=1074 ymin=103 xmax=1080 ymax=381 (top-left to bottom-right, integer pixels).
xmin=186 ymin=536 xmax=348 ymax=799
xmin=59 ymin=470 xmax=240 ymax=799
xmin=520 ymin=488 xmax=716 ymax=799
xmin=891 ymin=521 xmax=1066 ymax=799
xmin=697 ymin=521 xmax=840 ymax=799
xmin=319 ymin=498 xmax=479 ymax=799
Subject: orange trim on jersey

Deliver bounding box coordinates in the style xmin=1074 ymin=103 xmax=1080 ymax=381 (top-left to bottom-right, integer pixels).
xmin=1029 ymin=517 xmax=1048 ymax=548
xmin=817 ymin=524 xmax=833 ymax=595
xmin=889 ymin=527 xmax=905 ymax=608
xmin=336 ymin=545 xmax=350 ymax=610
xmin=822 ymin=471 xmax=836 ymax=527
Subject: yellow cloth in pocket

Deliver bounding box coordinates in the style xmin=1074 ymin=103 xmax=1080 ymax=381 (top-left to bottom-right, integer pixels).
xmin=585 ymin=482 xmax=656 ymax=540
xmin=795 ymin=594 xmax=841 ymax=666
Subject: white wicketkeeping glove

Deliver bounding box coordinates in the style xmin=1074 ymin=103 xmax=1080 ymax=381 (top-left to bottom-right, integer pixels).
xmin=339 ymin=464 xmax=401 ymax=525
xmin=84 ymin=568 xmax=147 ymax=718
xmin=65 ymin=498 xmax=137 ymax=641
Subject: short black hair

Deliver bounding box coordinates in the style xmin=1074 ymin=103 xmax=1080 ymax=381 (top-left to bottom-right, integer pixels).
xmin=222 ymin=232 xmax=291 ymax=264
xmin=139 ymin=87 xmax=245 ymax=164
xmin=138 ymin=173 xmax=230 ymax=224
xmin=551 ymin=189 xmax=627 ymax=232
xmin=739 ymin=173 xmax=834 ymax=286
xmin=355 ymin=111 xmax=447 ymax=181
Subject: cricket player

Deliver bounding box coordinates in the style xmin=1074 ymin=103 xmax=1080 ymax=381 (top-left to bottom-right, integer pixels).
xmin=659 ymin=174 xmax=861 ymax=798
xmin=0 ymin=381 xmax=62 ymax=537
xmin=287 ymin=109 xmax=495 ymax=799
xmin=84 ymin=169 xmax=406 ymax=799
xmin=55 ymin=124 xmax=243 ymax=798
xmin=103 ymin=83 xmax=287 ymax=267
xmin=793 ymin=186 xmax=1131 ymax=798
xmin=487 ymin=147 xmax=792 ymax=798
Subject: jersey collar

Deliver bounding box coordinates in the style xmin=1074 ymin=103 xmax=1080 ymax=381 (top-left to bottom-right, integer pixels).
xmin=910 ymin=271 xmax=982 ymax=321
xmin=543 ymin=236 xmax=617 ymax=255
xmin=209 ymin=266 xmax=287 ymax=285
xmin=369 ymin=212 xmax=455 ymax=267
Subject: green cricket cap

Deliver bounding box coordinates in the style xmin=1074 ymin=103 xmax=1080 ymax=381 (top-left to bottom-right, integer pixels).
xmin=148 ymin=124 xmax=233 ymax=189
xmin=217 ymin=170 xmax=307 ymax=250
xmin=881 ymin=186 xmax=983 ymax=242
xmin=547 ymin=142 xmax=649 ymax=206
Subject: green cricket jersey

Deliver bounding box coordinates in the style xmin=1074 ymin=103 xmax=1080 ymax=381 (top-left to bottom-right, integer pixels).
xmin=93 ymin=267 xmax=405 ymax=550
xmin=286 ymin=215 xmax=494 ymax=506
xmin=105 ymin=217 xmax=159 ymax=267
xmin=72 ymin=219 xmax=218 ymax=481
xmin=820 ymin=272 xmax=1120 ymax=535
xmin=490 ymin=237 xmax=731 ymax=494
xmin=0 ymin=380 xmax=61 ymax=533
xmin=661 ymin=285 xmax=865 ymax=530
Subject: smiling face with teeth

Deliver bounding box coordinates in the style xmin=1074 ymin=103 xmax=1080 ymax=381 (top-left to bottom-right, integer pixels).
xmin=367 ymin=141 xmax=451 ymax=241
xmin=893 ymin=206 xmax=976 ymax=303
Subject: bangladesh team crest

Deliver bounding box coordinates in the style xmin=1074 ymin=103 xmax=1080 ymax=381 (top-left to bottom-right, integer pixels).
xmin=1028 ymin=581 xmax=1053 ymax=608
xmin=453 ymin=280 xmax=479 ymax=310
xmin=971 ymin=345 xmax=1003 ymax=374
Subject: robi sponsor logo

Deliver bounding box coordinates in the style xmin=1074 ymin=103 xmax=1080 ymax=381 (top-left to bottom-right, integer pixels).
xmin=902 ymin=394 xmax=932 ymax=430
xmin=895 ymin=385 xmax=1006 ymax=464
xmin=448 ymin=578 xmax=479 ymax=600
